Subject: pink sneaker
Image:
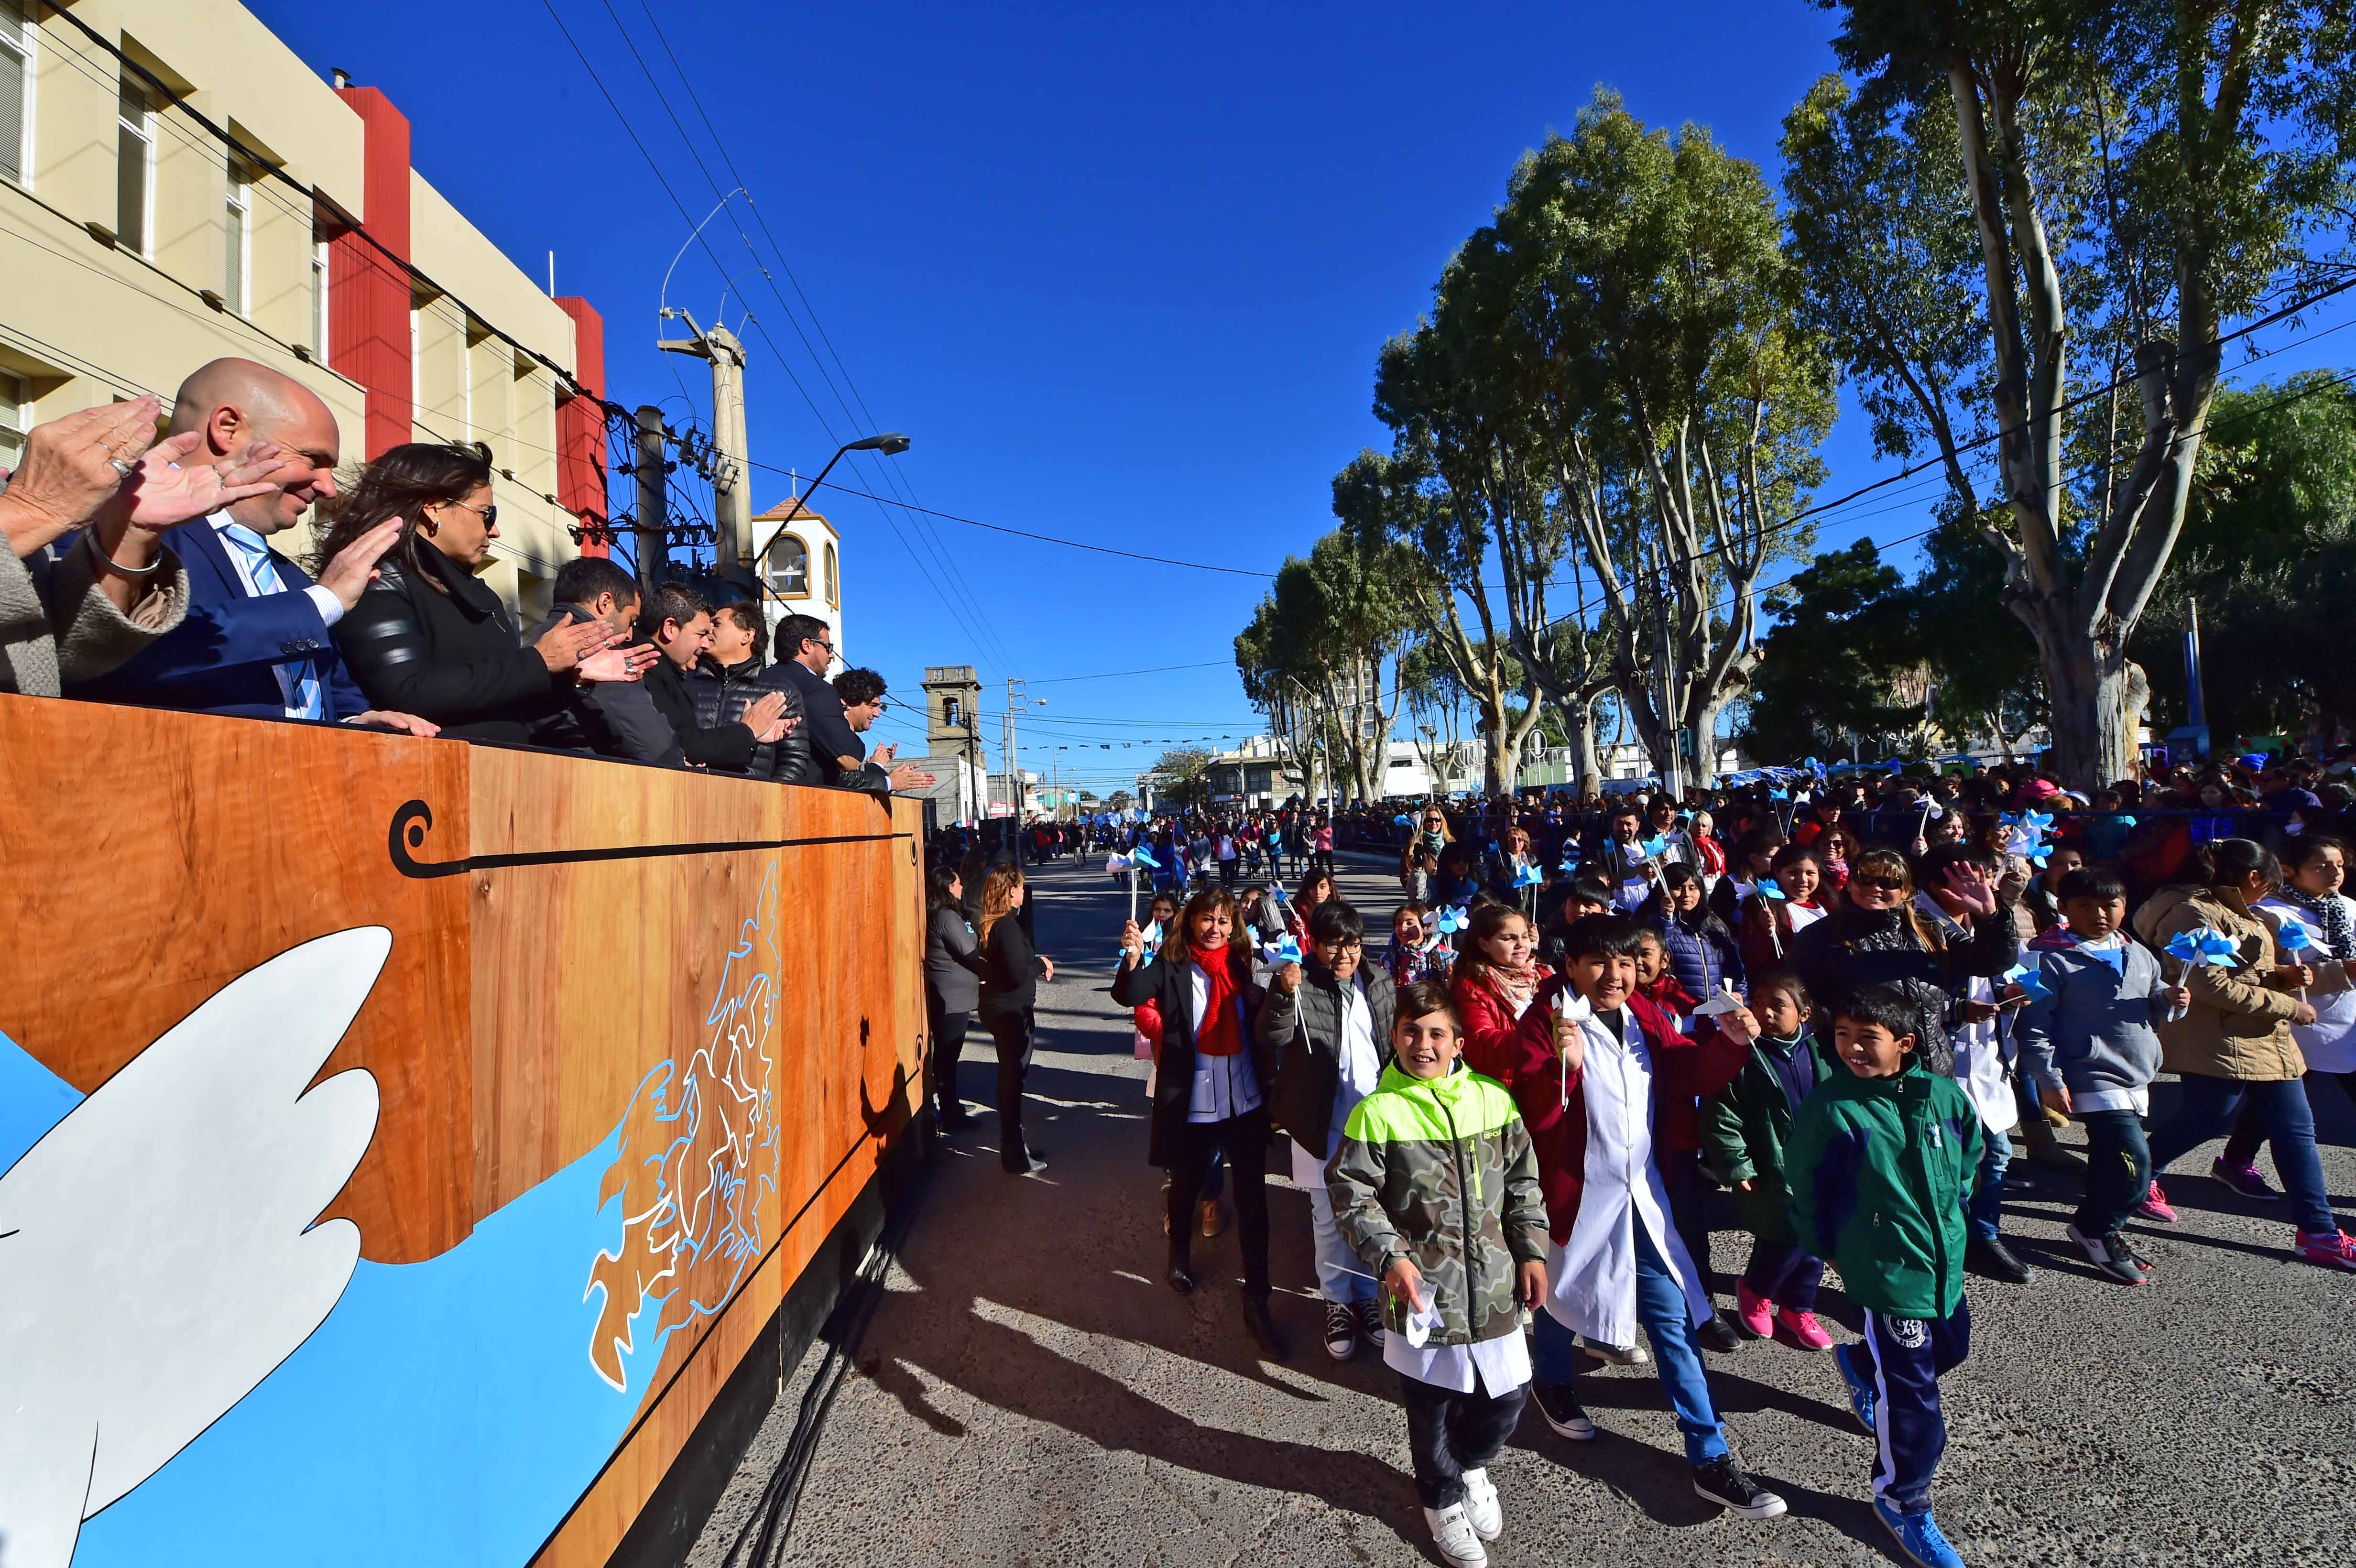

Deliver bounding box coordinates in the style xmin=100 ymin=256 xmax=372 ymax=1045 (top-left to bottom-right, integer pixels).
xmin=2134 ymin=1181 xmax=2178 ymax=1223
xmin=1777 ymin=1307 xmax=1834 ymax=1352
xmin=2295 ymin=1229 xmax=2356 ymax=1272
xmin=1734 ymin=1280 xmax=1774 ymax=1339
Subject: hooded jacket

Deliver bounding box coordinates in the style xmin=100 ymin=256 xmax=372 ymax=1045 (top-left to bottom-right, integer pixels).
xmin=1701 ymin=1029 xmax=1844 ymax=1246
xmin=1325 ymin=1062 xmax=1549 ymax=1346
xmin=2148 ymin=885 xmax=2307 ymax=1081
xmin=1787 ymin=1056 xmax=1982 ymax=1320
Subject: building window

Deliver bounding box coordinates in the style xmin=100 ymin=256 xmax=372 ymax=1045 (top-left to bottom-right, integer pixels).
xmin=764 ymin=533 xmax=809 ymax=598
xmin=116 ymin=73 xmax=154 ymax=256
xmin=822 ymin=541 xmax=838 ymax=607
xmin=311 ymin=231 xmax=331 ymax=359
xmin=224 ymin=158 xmax=251 ymax=316
xmin=0 ymin=370 xmax=27 ymax=472
xmin=0 ymin=0 xmax=30 ymax=189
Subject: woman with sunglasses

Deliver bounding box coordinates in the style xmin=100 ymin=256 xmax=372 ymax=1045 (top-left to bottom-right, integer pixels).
xmin=326 ymin=443 xmax=648 ymax=741
xmin=1785 ymin=845 xmax=2021 ymax=1076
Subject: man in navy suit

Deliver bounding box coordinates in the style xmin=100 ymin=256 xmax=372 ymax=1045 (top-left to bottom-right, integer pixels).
xmin=72 ymin=359 xmax=433 ymax=733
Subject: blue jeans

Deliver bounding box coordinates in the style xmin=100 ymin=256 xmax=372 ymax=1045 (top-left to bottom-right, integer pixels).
xmin=1966 ymin=1126 xmax=2012 ymax=1243
xmin=1531 ymin=1224 xmax=1728 ymax=1463
xmin=1304 ymin=1165 xmax=1376 ymax=1306
xmin=2148 ymin=1074 xmax=2338 ymax=1237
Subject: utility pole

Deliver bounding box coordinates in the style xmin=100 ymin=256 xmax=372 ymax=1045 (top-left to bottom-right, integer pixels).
xmin=1004 ymin=676 xmax=1028 ymax=822
xmin=658 ymin=310 xmax=753 ymax=593
xmin=632 ymin=404 xmax=667 ymax=596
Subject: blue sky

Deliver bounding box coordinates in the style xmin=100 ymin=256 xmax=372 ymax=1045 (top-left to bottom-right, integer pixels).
xmin=250 ymin=0 xmax=2349 ymax=794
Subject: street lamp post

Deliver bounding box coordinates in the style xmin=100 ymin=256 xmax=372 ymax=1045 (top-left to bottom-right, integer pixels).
xmin=755 ymin=431 xmax=910 ymax=617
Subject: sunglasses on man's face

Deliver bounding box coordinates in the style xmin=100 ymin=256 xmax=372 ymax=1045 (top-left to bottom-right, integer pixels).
xmin=1853 ymin=874 xmax=1907 ymax=893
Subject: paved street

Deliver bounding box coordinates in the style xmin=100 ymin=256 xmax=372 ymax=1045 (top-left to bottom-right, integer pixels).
xmin=699 ymin=855 xmax=2356 ymax=1568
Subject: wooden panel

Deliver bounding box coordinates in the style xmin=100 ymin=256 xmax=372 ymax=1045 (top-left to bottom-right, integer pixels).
xmin=0 ymin=696 xmax=924 ymax=1568
xmin=0 ymin=697 xmax=475 ymax=1264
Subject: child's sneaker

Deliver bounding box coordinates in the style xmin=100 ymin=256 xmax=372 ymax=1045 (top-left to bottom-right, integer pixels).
xmin=2134 ymin=1181 xmax=2177 ymax=1223
xmin=1460 ymin=1467 xmax=1503 ymax=1541
xmin=1875 ymin=1497 xmax=1967 ymax=1568
xmin=1574 ymin=1333 xmax=1648 ymax=1365
xmin=1528 ymin=1378 xmax=1596 ymax=1440
xmin=1321 ymin=1302 xmax=1358 ymax=1361
xmin=1423 ymin=1503 xmax=1488 ymax=1568
xmin=1353 ymin=1298 xmax=1385 ymax=1350
xmin=1832 ymin=1340 xmax=1878 ymax=1434
xmin=2066 ymin=1222 xmax=2150 ymax=1285
xmin=1777 ymin=1307 xmax=1834 ymax=1352
xmin=1734 ymin=1280 xmax=1775 ymax=1339
xmin=1690 ymin=1454 xmax=1787 ymax=1518
xmin=2211 ymin=1156 xmax=2280 ymax=1199
xmin=2295 ymin=1228 xmax=2356 ymax=1272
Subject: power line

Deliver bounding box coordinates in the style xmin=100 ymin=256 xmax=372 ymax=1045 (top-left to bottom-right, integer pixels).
xmin=1030 ymin=660 xmax=1238 ymax=683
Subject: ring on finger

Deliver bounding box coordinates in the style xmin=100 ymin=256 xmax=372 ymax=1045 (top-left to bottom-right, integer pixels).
xmin=107 ymin=456 xmax=138 ymax=478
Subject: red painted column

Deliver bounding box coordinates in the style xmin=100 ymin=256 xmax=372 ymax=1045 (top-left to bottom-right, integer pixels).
xmin=554 ymin=297 xmax=610 ymax=556
xmin=326 ymin=87 xmax=414 ymax=460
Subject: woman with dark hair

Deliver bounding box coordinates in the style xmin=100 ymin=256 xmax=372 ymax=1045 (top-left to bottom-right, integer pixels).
xmin=1785 ymin=845 xmax=2019 ymax=1076
xmin=2147 ymin=838 xmax=2356 ymax=1270
xmin=1115 ymin=888 xmax=1287 ymax=1359
xmin=978 ymin=864 xmax=1054 ymax=1174
xmin=1736 ymin=843 xmax=1829 ymax=977
xmin=324 ymin=443 xmax=650 ymax=740
xmin=1642 ymin=863 xmax=1745 ymax=1008
xmin=924 ymin=863 xmax=986 ymax=1131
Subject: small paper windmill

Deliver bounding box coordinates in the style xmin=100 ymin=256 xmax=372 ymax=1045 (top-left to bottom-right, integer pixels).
xmin=1436 ymin=906 xmax=1468 ymax=936
xmin=1129 ymin=845 xmax=1161 ymax=869
xmin=1513 ymin=863 xmax=1545 ymax=890
xmin=1693 ymin=980 xmax=1746 ymax=1018
xmin=1640 ymin=834 xmax=1669 ymax=859
xmin=1755 ymin=877 xmax=1788 ymax=902
xmin=1139 ymin=919 xmax=1162 ymax=948
xmin=1268 ymin=934 xmax=1304 ymax=966
xmin=1558 ymin=853 xmax=1582 ymax=874
xmin=1104 ymin=852 xmax=1132 ymax=874
xmin=2276 ymin=919 xmax=2314 ymax=999
xmin=1393 ymin=813 xmax=1414 ymax=827
xmin=2164 ymin=927 xmax=2239 ymax=967
xmin=2001 ymin=960 xmax=2052 ymax=1003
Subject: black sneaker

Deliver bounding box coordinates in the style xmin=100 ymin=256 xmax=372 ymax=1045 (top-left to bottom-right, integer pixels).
xmin=1002 ymin=1152 xmax=1047 ymax=1175
xmin=1696 ymin=1313 xmax=1744 ymax=1353
xmin=1241 ymin=1291 xmax=1290 ymax=1363
xmin=1354 ymin=1297 xmax=1385 ymax=1350
xmin=1322 ymin=1301 xmax=1359 ymax=1361
xmin=1966 ymin=1235 xmax=2035 ymax=1284
xmin=1691 ymin=1454 xmax=1788 ymax=1519
xmin=1528 ymin=1379 xmax=1596 ymax=1441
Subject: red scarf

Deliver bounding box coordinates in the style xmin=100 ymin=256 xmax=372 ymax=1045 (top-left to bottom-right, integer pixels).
xmin=1190 ymin=943 xmax=1243 ymax=1056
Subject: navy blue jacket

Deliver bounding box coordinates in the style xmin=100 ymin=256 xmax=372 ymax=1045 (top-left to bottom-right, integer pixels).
xmin=1648 ymin=905 xmax=1745 ymax=1007
xmin=70 ymin=517 xmax=366 ymax=719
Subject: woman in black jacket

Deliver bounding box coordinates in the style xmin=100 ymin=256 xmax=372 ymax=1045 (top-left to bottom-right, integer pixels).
xmin=321 ymin=445 xmax=648 ymax=741
xmin=978 ymin=864 xmax=1053 ymax=1174
xmin=1113 ymin=887 xmax=1287 ymax=1361
xmin=925 ymin=864 xmax=987 ymax=1131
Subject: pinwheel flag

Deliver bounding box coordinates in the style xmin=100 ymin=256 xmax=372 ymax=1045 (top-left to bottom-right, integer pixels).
xmin=1394 ymin=814 xmax=1414 ymax=827
xmin=1755 ymin=877 xmax=1787 ymax=901
xmin=2164 ymin=928 xmax=2239 ymax=967
xmin=2276 ymin=921 xmax=2313 ymax=955
xmin=2002 ymin=961 xmax=2052 ymax=1002
xmin=1268 ymin=935 xmax=1304 ymax=965
xmin=1436 ymin=907 xmax=1468 ymax=936
xmin=1641 ymin=835 xmax=1669 ymax=859
xmin=1513 ymin=863 xmax=1545 ymax=889
xmin=1128 ymin=845 xmax=1161 ymax=869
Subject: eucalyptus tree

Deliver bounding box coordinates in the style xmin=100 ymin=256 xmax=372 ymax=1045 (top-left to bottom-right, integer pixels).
xmin=1790 ymin=2 xmax=2356 ymax=786
xmin=1473 ymin=91 xmax=1834 ymax=789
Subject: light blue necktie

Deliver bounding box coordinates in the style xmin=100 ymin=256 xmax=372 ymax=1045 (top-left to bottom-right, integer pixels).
xmin=218 ymin=523 xmax=326 ymax=721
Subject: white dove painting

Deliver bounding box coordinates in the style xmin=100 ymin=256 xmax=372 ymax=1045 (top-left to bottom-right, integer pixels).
xmin=0 ymin=928 xmax=386 ymax=1568
xmin=0 ymin=869 xmax=787 ymax=1568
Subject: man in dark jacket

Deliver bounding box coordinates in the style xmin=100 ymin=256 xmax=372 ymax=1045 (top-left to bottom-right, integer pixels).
xmin=525 ymin=556 xmax=681 ymax=763
xmin=640 ymin=584 xmax=787 ymax=770
xmin=1256 ymin=898 xmax=1396 ymax=1361
xmin=690 ymin=600 xmax=815 ymax=784
xmin=774 ymin=611 xmax=862 ymax=781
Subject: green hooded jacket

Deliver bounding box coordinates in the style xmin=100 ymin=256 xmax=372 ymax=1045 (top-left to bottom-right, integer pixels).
xmin=1701 ymin=1029 xmax=1845 ymax=1247
xmin=1786 ymin=1056 xmax=1983 ymax=1320
xmin=1326 ymin=1061 xmax=1549 ymax=1346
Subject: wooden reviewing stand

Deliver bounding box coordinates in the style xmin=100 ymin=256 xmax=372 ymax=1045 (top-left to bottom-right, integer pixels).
xmin=0 ymin=694 xmax=927 ymax=1568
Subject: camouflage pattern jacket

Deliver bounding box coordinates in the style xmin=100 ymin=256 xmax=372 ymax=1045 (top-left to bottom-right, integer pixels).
xmin=1326 ymin=1062 xmax=1549 ymax=1346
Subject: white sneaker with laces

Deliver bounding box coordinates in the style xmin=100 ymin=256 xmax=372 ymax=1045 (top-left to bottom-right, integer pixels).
xmin=1575 ymin=1333 xmax=1649 ymax=1365
xmin=1423 ymin=1503 xmax=1489 ymax=1568
xmin=1460 ymin=1468 xmax=1503 ymax=1541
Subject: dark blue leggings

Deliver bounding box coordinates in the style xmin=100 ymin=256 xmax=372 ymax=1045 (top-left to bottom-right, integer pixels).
xmin=2148 ymin=1075 xmax=2337 ymax=1236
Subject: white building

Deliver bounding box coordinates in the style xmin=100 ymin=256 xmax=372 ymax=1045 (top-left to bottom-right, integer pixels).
xmin=753 ymin=489 xmax=841 ymax=653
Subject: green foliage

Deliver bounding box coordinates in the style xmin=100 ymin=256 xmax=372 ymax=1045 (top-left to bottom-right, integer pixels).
xmin=1150 ymin=748 xmax=1215 ymax=810
xmin=1739 ymin=541 xmax=1920 ymax=759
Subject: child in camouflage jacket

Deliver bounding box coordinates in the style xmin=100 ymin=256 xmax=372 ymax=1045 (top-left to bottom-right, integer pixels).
xmin=1329 ymin=981 xmax=1549 ymax=1568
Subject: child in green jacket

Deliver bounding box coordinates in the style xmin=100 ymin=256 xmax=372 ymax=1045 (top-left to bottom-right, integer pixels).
xmin=1787 ymin=983 xmax=1984 ymax=1568
xmin=1700 ymin=969 xmax=1840 ymax=1351
xmin=1328 ymin=981 xmax=1549 ymax=1568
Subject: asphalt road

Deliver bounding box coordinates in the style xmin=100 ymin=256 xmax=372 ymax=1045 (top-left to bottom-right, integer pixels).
xmin=695 ymin=853 xmax=2356 ymax=1568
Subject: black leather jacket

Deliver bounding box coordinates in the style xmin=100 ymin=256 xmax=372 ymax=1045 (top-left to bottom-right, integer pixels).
xmin=334 ymin=545 xmax=559 ymax=742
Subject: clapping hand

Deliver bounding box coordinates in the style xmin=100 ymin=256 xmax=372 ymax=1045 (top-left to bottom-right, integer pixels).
xmin=742 ymin=689 xmax=788 ymax=737
xmin=0 ymin=396 xmax=165 ymax=554
xmin=576 ymin=642 xmax=660 ymax=684
xmin=534 ymin=618 xmax=616 ymax=674
xmin=113 ymin=435 xmax=286 ymax=531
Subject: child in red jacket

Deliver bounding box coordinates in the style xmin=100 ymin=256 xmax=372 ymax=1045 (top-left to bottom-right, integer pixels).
xmin=1500 ymin=914 xmax=1788 ymax=1520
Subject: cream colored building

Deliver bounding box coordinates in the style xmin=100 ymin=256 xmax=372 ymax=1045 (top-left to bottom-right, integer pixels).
xmin=752 ymin=490 xmax=842 ymax=654
xmin=0 ymin=0 xmax=609 ymax=622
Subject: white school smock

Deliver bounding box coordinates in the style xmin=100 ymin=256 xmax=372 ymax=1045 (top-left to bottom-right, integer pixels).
xmin=1542 ymin=1005 xmax=1713 ymax=1347
xmin=1385 ymin=1319 xmax=1533 ymax=1395
xmin=2258 ymin=896 xmax=2356 ymax=1074
xmin=1915 ymin=894 xmax=2018 ymax=1135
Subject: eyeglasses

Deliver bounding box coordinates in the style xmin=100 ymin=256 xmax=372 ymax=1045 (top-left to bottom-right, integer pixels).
xmin=1853 ymin=874 xmax=1907 ymax=893
xmin=1322 ymin=938 xmax=1365 ymax=953
xmin=440 ymin=498 xmax=498 ymax=528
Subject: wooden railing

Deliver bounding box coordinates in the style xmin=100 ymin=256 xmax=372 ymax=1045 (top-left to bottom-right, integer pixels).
xmin=0 ymin=695 xmax=926 ymax=1568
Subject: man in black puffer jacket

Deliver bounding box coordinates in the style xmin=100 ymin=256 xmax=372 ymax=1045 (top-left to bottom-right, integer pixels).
xmin=690 ymin=600 xmax=816 ymax=784
xmin=640 ymin=584 xmax=787 ymax=771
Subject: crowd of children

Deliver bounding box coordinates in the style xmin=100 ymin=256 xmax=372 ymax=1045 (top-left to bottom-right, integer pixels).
xmin=1079 ymin=762 xmax=2354 ymax=1568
